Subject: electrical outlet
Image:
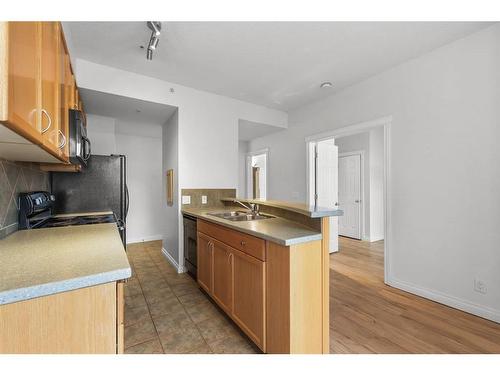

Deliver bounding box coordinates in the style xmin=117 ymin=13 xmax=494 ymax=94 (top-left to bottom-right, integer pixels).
xmin=474 ymin=278 xmax=487 ymax=294
xmin=181 ymin=195 xmax=191 ymax=205
xmin=201 ymin=195 xmax=208 ymax=204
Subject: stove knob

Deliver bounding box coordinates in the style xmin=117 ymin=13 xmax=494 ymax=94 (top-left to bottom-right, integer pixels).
xmin=50 ymin=195 xmax=55 ymax=201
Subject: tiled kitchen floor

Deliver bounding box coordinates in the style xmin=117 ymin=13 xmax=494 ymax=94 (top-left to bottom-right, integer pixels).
xmin=124 ymin=240 xmax=260 ymax=354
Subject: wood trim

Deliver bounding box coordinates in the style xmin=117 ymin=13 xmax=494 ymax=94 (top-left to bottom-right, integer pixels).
xmin=116 ymin=281 xmax=124 ymax=354
xmin=166 ymin=169 xmax=174 ymax=206
xmin=0 ymin=282 xmax=117 ymax=354
xmin=0 ymin=22 xmax=8 ymax=121
xmin=321 ymin=217 xmax=330 ymax=353
xmin=39 ymin=163 xmax=80 ymax=172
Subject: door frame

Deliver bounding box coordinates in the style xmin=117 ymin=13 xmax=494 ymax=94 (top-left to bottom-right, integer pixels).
xmin=305 ymin=115 xmax=392 ymax=283
xmin=338 ymin=150 xmax=365 ymax=241
xmin=246 ymin=148 xmax=269 ymax=199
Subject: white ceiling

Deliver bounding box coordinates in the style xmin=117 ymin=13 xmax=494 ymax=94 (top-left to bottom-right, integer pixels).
xmin=66 ymin=22 xmax=492 ymax=111
xmin=79 ymin=88 xmax=177 ymax=124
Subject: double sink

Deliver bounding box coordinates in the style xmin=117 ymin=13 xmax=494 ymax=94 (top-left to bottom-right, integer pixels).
xmin=208 ymin=210 xmax=273 ymax=222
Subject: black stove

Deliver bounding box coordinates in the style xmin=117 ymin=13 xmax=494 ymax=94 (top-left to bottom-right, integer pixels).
xmin=39 ymin=213 xmax=117 ymax=228
xmin=18 ymin=192 xmax=123 ymax=246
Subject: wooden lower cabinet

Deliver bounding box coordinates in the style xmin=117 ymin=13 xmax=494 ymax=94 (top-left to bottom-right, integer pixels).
xmin=0 ymin=281 xmax=125 ymax=354
xmin=212 ymin=238 xmax=233 ymax=315
xmin=232 ymin=247 xmax=266 ymax=351
xmin=197 ymin=219 xmax=328 ymax=354
xmin=197 ymin=232 xmax=213 ymax=293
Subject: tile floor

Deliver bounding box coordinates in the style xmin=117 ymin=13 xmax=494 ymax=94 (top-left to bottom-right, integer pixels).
xmin=124 ymin=240 xmax=260 ymax=354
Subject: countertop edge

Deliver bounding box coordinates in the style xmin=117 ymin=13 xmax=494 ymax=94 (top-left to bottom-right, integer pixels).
xmin=182 ymin=209 xmax=322 ymax=246
xmin=0 ymin=267 xmax=132 ymax=306
xmin=220 ymin=198 xmax=343 ymax=218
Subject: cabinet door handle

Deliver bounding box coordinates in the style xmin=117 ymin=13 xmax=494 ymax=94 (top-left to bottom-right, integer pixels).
xmin=41 ymin=109 xmax=52 ymax=134
xmin=240 ymin=241 xmax=246 ymax=246
xmin=58 ymin=130 xmax=66 ymax=149
xmin=228 ymin=252 xmax=233 ymax=264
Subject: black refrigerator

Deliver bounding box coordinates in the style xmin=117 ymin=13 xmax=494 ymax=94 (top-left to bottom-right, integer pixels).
xmin=50 ymin=155 xmax=129 ymax=246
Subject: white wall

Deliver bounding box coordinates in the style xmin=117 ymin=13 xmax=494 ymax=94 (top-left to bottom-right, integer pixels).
xmin=115 ymin=121 xmax=163 ymax=243
xmin=249 ymin=24 xmax=500 ymax=322
xmin=86 ymin=116 xmax=164 ymax=243
xmin=85 ymin=114 xmax=116 ymax=155
xmin=335 ymin=132 xmax=371 ymax=240
xmin=238 ymin=141 xmax=248 ymax=198
xmin=369 ymin=127 xmax=384 ymax=242
xmin=74 ymin=58 xmax=288 ymax=271
xmin=162 ymin=111 xmax=179 ymax=264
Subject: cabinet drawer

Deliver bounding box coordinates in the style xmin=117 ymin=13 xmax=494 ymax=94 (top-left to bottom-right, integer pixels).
xmin=198 ymin=220 xmax=266 ymax=261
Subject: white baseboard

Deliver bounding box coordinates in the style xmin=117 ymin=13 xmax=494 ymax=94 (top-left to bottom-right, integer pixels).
xmin=387 ymin=276 xmax=500 ymax=324
xmin=161 ymin=247 xmax=185 ymax=274
xmin=126 ymin=234 xmax=164 ymax=244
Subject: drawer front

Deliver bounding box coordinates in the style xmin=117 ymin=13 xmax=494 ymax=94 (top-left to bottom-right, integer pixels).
xmin=198 ymin=220 xmax=266 ymax=261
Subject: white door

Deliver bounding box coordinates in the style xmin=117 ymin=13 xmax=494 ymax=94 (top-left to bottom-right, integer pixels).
xmin=338 ymin=154 xmax=361 ymax=239
xmin=316 ymin=139 xmax=339 ymax=253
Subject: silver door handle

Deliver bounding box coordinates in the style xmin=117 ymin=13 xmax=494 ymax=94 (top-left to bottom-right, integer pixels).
xmin=355 ymin=200 xmax=360 ymax=203
xmin=58 ymin=130 xmax=66 ymax=149
xmin=41 ymin=109 xmax=52 ymax=133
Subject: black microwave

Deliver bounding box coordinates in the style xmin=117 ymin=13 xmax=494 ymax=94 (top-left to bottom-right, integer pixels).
xmin=68 ymin=109 xmax=91 ymax=166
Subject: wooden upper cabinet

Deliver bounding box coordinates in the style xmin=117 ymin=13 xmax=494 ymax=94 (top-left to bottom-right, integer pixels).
xmin=2 ymin=22 xmax=41 ymax=140
xmin=0 ymin=22 xmax=80 ymax=164
xmin=197 ymin=232 xmax=213 ymax=293
xmin=231 ymin=248 xmax=266 ymax=351
xmin=212 ymin=238 xmax=233 ymax=314
xmin=40 ymin=22 xmax=61 ymax=153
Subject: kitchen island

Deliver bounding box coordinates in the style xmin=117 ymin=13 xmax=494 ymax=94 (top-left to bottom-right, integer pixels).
xmin=182 ymin=198 xmax=342 ymax=354
xmin=0 ymin=222 xmax=131 ymax=354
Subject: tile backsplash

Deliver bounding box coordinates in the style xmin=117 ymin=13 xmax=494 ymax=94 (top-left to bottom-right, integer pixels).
xmin=0 ymin=159 xmax=50 ymax=239
xmin=181 ymin=188 xmax=236 ymax=209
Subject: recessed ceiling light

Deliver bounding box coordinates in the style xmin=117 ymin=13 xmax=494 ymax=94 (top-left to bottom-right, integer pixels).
xmin=320 ymin=82 xmax=333 ymax=89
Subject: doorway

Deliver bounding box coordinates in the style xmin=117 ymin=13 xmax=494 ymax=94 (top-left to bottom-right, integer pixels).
xmin=306 ymin=116 xmax=391 ymax=281
xmin=246 ymin=149 xmax=268 ymax=200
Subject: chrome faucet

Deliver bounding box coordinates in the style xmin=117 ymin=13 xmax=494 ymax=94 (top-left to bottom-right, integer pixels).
xmin=234 ymin=199 xmax=260 ymax=215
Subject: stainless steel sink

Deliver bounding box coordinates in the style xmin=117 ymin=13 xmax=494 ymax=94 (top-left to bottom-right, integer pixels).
xmin=208 ymin=211 xmax=273 ymax=222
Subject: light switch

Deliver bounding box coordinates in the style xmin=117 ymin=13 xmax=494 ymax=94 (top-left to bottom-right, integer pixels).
xmin=202 ymin=195 xmax=208 ymax=204
xmin=182 ymin=195 xmax=191 ymax=204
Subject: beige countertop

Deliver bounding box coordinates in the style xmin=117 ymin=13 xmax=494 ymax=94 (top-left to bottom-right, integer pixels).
xmin=0 ymin=222 xmax=131 ymax=305
xmin=182 ymin=207 xmax=322 ymax=246
xmin=221 ymin=198 xmax=343 ymax=218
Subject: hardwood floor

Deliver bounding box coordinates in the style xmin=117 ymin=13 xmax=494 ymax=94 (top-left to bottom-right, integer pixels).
xmin=330 ymin=237 xmax=500 ymax=353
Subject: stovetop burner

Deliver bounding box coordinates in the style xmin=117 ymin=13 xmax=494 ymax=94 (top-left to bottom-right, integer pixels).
xmin=39 ymin=214 xmax=117 ymax=228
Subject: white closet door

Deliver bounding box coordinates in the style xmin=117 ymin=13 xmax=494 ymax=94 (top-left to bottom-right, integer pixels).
xmin=338 ymin=154 xmax=361 ymax=239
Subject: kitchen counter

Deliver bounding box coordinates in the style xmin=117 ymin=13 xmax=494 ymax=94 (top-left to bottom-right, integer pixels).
xmin=0 ymin=223 xmax=131 ymax=305
xmin=220 ymin=198 xmax=343 ymax=218
xmin=182 ymin=207 xmax=323 ymax=246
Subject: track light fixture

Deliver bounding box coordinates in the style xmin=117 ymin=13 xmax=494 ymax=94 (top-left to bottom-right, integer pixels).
xmin=146 ymin=21 xmax=162 ymax=60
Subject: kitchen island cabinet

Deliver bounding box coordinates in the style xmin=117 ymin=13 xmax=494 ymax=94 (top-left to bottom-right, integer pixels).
xmin=0 ymin=222 xmax=131 ymax=354
xmin=194 ymin=212 xmax=333 ymax=354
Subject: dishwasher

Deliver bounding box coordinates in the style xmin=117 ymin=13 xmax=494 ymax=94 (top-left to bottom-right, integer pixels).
xmin=183 ymin=214 xmax=198 ymax=279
